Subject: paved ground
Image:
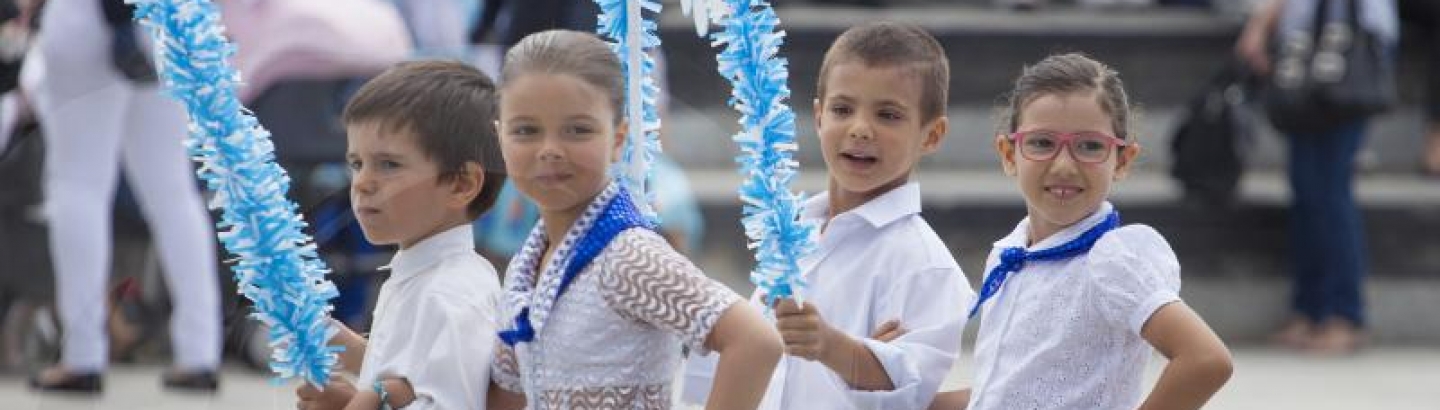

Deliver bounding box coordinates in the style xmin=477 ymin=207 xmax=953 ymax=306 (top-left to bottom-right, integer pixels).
xmin=0 ymin=347 xmax=1434 ymax=409
xmin=936 ymin=347 xmax=1440 ymax=410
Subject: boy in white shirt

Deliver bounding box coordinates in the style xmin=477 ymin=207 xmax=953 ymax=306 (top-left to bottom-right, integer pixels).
xmin=294 ymin=61 xmax=507 ymax=410
xmin=684 ymin=22 xmax=975 ymax=410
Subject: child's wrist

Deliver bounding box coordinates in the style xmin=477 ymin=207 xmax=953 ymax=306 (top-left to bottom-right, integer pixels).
xmin=371 ymin=379 xmax=390 ymax=409
xmin=378 ymin=378 xmax=415 ymax=409
xmin=819 ymin=325 xmax=857 ymax=367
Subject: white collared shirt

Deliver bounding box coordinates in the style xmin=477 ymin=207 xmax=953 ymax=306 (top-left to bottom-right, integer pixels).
xmin=685 ymin=182 xmax=975 ymax=410
xmin=359 ymin=224 xmax=502 ymax=410
xmin=967 ymin=202 xmax=1181 ymax=410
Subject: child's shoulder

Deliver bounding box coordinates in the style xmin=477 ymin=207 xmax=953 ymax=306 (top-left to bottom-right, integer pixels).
xmin=423 ymin=250 xmax=504 ymax=297
xmin=599 ymin=228 xmax=693 ymax=270
xmin=1087 ymin=224 xmax=1180 ymax=280
xmin=849 ymin=214 xmax=960 ymax=274
xmin=1093 ymin=224 xmax=1173 ymax=258
xmin=871 ymin=210 xmax=947 ymax=244
xmin=606 ymin=227 xmax=672 ymax=254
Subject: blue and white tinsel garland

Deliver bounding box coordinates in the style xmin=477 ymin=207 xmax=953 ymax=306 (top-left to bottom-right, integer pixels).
xmin=686 ymin=0 xmax=816 ymax=304
xmin=129 ymin=0 xmax=340 ymax=386
xmin=594 ymin=0 xmax=663 ymax=221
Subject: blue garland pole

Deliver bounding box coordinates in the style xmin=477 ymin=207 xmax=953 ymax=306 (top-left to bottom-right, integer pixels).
xmin=129 ymin=0 xmax=340 ymax=387
xmin=706 ymin=0 xmax=816 ymax=306
xmin=595 ymin=0 xmax=663 ymax=221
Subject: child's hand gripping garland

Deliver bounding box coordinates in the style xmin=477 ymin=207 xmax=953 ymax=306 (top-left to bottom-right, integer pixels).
xmin=597 ymin=0 xmax=816 ymax=306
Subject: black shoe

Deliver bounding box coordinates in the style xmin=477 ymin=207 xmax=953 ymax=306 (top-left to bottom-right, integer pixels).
xmin=162 ymin=370 xmax=219 ymax=392
xmin=30 ymin=370 xmax=103 ymax=394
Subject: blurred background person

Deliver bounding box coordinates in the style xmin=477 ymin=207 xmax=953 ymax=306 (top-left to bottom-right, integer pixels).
xmin=1235 ymin=0 xmax=1398 ymax=354
xmin=24 ymin=0 xmax=222 ymax=393
xmin=1398 ymin=0 xmax=1440 ymax=175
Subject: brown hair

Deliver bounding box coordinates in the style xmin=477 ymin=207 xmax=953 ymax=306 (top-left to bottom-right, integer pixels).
xmin=501 ymin=30 xmax=625 ymax=124
xmin=343 ymin=60 xmax=506 ymax=218
xmin=1000 ymin=53 xmax=1133 ymax=140
xmin=817 ymin=22 xmax=950 ymax=123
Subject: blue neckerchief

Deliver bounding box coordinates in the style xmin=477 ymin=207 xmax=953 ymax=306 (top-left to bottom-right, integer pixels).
xmin=968 ymin=211 xmax=1121 ymax=318
xmin=498 ymin=188 xmax=656 ymax=346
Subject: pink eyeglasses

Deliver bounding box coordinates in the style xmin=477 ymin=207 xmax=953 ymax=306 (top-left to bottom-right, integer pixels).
xmin=1008 ymin=130 xmax=1129 ymax=163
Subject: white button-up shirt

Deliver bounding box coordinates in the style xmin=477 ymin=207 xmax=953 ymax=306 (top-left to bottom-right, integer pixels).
xmin=967 ymin=202 xmax=1181 ymax=410
xmin=685 ymin=182 xmax=974 ymax=410
xmin=360 ymin=224 xmax=502 ymax=410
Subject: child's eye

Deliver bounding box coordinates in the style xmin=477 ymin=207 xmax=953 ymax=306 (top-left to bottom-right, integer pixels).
xmin=878 ymin=110 xmax=903 ymax=121
xmin=347 ymin=160 xmax=362 ymax=172
xmin=1024 ymin=136 xmax=1057 ymax=150
xmin=565 ymin=125 xmax=595 ymax=135
xmin=1075 ymin=139 xmax=1108 ymax=153
xmin=379 ymin=160 xmax=401 ymax=170
xmin=829 ymin=105 xmax=852 ymax=117
xmin=509 ymin=125 xmax=539 ymax=137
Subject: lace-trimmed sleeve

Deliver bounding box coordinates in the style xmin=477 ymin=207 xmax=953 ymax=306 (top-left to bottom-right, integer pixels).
xmin=490 ymin=341 xmax=523 ymax=393
xmin=599 ymin=229 xmax=742 ymax=354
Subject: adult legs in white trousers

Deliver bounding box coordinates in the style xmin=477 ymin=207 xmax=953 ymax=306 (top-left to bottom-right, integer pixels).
xmin=32 ymin=0 xmax=220 ymax=383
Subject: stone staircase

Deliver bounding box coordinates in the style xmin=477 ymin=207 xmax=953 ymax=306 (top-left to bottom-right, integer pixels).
xmin=655 ymin=4 xmax=1440 ymax=343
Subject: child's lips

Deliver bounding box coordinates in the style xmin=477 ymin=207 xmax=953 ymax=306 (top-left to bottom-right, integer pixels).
xmin=534 ymin=172 xmax=572 ymax=184
xmin=839 ymin=151 xmax=879 ymax=167
xmin=1044 ymin=185 xmax=1084 ymax=200
xmin=356 ymin=206 xmax=382 ymax=215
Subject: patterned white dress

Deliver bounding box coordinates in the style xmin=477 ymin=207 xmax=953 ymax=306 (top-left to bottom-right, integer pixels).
xmin=492 ymin=183 xmax=741 ymax=409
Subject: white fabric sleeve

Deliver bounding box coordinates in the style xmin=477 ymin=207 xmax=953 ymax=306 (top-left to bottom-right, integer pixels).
xmin=371 ymin=294 xmax=498 ymax=410
xmin=838 ymin=265 xmax=974 ymax=409
xmin=1088 ymin=225 xmax=1184 ymax=336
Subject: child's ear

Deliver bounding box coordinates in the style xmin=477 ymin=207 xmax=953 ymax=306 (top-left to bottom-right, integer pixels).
xmin=812 ymin=98 xmax=823 ymax=134
xmin=449 ymin=162 xmax=484 ymax=210
xmin=1113 ymin=143 xmax=1141 ymax=180
xmin=995 ymin=134 xmax=1018 ymax=176
xmin=920 ymin=116 xmax=948 ymax=155
xmin=611 ymin=120 xmax=628 ymax=162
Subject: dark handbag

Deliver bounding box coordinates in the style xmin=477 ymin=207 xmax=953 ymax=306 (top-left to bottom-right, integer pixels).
xmin=1263 ymin=0 xmax=1396 ymax=135
xmin=1172 ymin=62 xmax=1255 ymax=207
xmin=0 ymin=122 xmax=55 ymax=300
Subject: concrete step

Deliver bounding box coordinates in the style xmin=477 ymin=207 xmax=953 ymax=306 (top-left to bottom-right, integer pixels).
xmin=660 ymin=4 xmax=1428 ymax=107
xmin=687 ymin=167 xmax=1440 ymax=281
xmin=655 ymin=4 xmax=1434 ymax=172
xmin=658 ymin=6 xmax=1248 ymax=109
xmin=685 ymin=169 xmax=1440 ymax=342
xmin=678 ymin=168 xmax=1440 ymax=205
xmin=660 ymin=105 xmax=1434 ymax=172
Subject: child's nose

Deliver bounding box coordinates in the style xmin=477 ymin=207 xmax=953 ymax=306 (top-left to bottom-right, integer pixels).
xmin=538 ymin=145 xmax=563 ymax=161
xmin=350 ymin=169 xmax=377 ymax=194
xmin=847 ymin=120 xmax=873 ymax=140
xmin=1050 ymin=145 xmax=1081 ymax=171
xmin=538 ymin=137 xmax=565 ymax=160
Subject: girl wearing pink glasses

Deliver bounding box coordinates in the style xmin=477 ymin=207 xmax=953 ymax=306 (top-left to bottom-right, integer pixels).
xmin=930 ymin=53 xmax=1233 ymax=410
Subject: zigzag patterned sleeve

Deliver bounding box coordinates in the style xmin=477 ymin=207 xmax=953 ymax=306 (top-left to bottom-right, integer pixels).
xmin=491 ymin=341 xmax=523 ymax=393
xmin=599 ymin=229 xmax=742 ymax=354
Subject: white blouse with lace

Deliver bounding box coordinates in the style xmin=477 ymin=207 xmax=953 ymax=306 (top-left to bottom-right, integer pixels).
xmin=491 ymin=184 xmax=741 ymax=410
xmin=967 ymin=202 xmax=1183 ymax=410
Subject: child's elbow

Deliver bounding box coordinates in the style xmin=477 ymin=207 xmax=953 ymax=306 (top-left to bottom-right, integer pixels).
xmin=748 ymin=325 xmax=784 ymax=365
xmin=1195 ymin=349 xmax=1235 ymax=386
xmin=751 ymin=319 xmax=785 ymax=369
xmin=715 ymin=321 xmax=783 ymax=378
xmin=711 ymin=303 xmax=783 ymax=365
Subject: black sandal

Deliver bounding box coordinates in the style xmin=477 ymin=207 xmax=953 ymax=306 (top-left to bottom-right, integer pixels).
xmin=162 ymin=369 xmax=219 ymax=392
xmin=30 ymin=369 xmax=103 ymax=394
